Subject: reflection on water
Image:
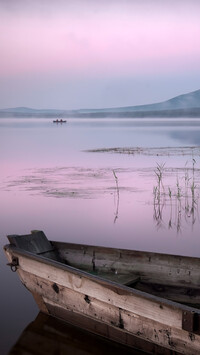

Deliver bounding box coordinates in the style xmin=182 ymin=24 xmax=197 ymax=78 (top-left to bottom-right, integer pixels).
xmin=170 ymin=130 xmax=200 ymax=145
xmin=1 ymin=118 xmax=200 ymax=354
xmin=3 ymin=166 xmax=126 ymax=199
xmin=9 ymin=312 xmax=143 ymax=355
xmin=153 ymin=159 xmax=200 ymax=233
xmin=3 ymin=155 xmax=200 ymax=235
xmin=113 ymin=170 xmax=120 ymax=223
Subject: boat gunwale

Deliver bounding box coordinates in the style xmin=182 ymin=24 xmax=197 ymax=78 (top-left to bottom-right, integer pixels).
xmin=52 ymin=240 xmax=200 ymax=263
xmin=4 ymin=243 xmax=200 ymax=315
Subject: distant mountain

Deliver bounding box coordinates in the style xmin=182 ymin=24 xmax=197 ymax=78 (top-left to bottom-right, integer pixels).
xmin=0 ymin=89 xmax=200 ymax=117
xmin=78 ymin=89 xmax=200 ymax=113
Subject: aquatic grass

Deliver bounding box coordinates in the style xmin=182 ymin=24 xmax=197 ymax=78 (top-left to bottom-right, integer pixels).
xmin=113 ymin=169 xmax=119 ymax=223
xmin=168 ymin=187 xmax=173 ymax=229
xmin=153 ymin=163 xmax=166 ymax=229
xmin=176 ymin=177 xmax=182 ymax=199
xmin=153 ymin=159 xmax=200 ymax=232
xmin=86 ymin=146 xmax=200 ymax=157
xmin=153 ymin=162 xmax=165 ymax=204
xmin=155 ymin=162 xmax=165 ymax=188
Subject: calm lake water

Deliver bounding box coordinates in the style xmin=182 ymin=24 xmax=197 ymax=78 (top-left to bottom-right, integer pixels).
xmin=1 ymin=117 xmax=200 ymax=354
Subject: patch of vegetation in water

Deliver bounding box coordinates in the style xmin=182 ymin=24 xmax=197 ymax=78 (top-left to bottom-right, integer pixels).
xmin=85 ymin=146 xmax=200 ymax=157
xmin=153 ymin=159 xmax=200 ymax=232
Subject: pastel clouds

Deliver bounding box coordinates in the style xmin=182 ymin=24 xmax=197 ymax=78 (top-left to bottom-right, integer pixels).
xmin=0 ymin=0 xmax=200 ymax=108
xmin=1 ymin=2 xmax=200 ymax=78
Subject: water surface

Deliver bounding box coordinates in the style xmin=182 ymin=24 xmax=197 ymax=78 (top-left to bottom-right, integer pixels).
xmin=1 ymin=117 xmax=200 ymax=354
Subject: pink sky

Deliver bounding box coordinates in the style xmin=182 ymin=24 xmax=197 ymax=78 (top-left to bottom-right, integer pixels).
xmin=0 ymin=0 xmax=200 ymax=108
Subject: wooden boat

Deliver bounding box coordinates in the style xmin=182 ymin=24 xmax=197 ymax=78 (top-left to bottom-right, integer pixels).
xmin=4 ymin=230 xmax=200 ymax=354
xmin=53 ymin=119 xmax=66 ymax=123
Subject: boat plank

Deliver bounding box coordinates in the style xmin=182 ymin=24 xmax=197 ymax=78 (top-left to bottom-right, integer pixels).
xmin=7 ymin=231 xmax=60 ymax=261
xmin=46 ymin=303 xmax=182 ymax=355
xmin=8 ymin=231 xmax=54 ymax=253
xmin=53 ymin=242 xmax=200 ymax=287
xmin=18 ymin=268 xmax=199 ymax=354
xmin=135 ymin=282 xmax=200 ymax=306
xmin=4 ymin=232 xmax=200 ymax=354
xmin=89 ymin=272 xmax=140 ymax=286
xmin=15 ymin=254 xmax=185 ymax=328
xmin=32 ymin=291 xmax=49 ymax=313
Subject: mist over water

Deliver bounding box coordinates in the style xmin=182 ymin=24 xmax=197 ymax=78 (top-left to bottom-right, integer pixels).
xmin=1 ymin=0 xmax=200 ymax=351
xmin=1 ymin=117 xmax=200 ymax=354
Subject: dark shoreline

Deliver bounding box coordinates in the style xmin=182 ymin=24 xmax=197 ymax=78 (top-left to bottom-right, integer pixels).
xmin=1 ymin=107 xmax=200 ymax=118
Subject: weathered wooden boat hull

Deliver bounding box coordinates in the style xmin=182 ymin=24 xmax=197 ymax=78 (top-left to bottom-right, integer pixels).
xmin=4 ymin=231 xmax=200 ymax=354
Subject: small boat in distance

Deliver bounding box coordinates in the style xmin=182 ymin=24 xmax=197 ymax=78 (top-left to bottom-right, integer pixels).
xmin=4 ymin=230 xmax=200 ymax=354
xmin=53 ymin=119 xmax=66 ymax=123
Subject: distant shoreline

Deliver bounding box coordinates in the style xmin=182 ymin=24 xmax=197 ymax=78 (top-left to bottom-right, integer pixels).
xmin=1 ymin=107 xmax=200 ymax=118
